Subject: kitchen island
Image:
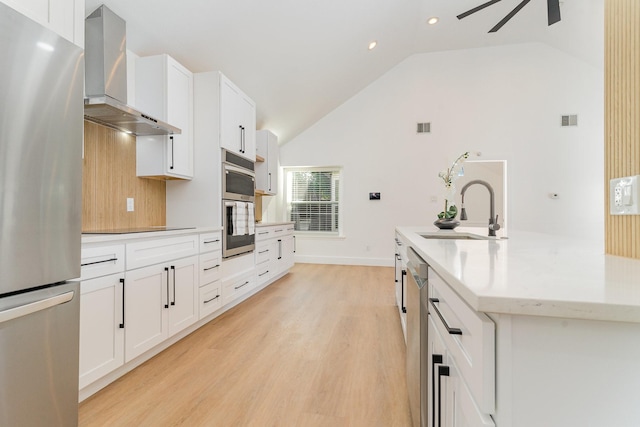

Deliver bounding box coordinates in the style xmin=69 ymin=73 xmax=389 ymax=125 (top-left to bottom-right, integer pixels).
xmin=396 ymin=226 xmax=640 ymax=427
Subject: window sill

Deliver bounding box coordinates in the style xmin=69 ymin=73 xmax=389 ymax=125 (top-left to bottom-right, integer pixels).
xmin=293 ymin=232 xmax=345 ymax=240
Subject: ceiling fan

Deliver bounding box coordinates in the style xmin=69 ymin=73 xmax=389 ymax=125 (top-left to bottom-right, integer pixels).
xmin=457 ymin=0 xmax=561 ymax=33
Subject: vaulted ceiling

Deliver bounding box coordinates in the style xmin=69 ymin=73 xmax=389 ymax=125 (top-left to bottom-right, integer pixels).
xmin=84 ymin=0 xmax=604 ymax=143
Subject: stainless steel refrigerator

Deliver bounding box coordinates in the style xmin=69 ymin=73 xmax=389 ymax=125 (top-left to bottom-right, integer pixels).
xmin=0 ymin=4 xmax=83 ymax=426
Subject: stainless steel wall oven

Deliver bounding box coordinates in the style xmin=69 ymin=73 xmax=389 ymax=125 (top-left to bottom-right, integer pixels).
xmin=222 ymin=150 xmax=256 ymax=258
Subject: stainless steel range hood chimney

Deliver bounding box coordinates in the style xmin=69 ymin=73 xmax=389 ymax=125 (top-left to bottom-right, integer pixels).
xmin=84 ymin=5 xmax=180 ymax=136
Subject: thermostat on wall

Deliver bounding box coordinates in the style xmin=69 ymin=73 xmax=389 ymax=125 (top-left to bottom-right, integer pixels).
xmin=610 ymin=175 xmax=640 ymax=215
xmin=369 ymin=192 xmax=381 ymax=200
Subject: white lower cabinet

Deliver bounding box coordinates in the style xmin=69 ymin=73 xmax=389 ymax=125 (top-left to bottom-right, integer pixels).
xmin=199 ymin=281 xmax=222 ymax=319
xmin=222 ymin=269 xmax=256 ymax=306
xmin=124 ymin=255 xmax=197 ymax=362
xmin=258 ymin=224 xmax=295 ymax=279
xmin=79 ymin=244 xmax=126 ymax=390
xmin=428 ymin=267 xmax=495 ymax=427
xmin=79 ymin=273 xmax=125 ymax=389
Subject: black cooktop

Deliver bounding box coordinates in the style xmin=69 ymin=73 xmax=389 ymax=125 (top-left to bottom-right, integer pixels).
xmin=82 ymin=226 xmax=196 ymax=235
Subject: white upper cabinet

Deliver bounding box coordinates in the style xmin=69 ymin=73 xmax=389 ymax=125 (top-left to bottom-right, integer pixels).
xmin=135 ymin=54 xmax=194 ymax=180
xmin=1 ymin=0 xmax=84 ymax=47
xmin=220 ymin=75 xmax=256 ymax=161
xmin=255 ymin=130 xmax=278 ymax=195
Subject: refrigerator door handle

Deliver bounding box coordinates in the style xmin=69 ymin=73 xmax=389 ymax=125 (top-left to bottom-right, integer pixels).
xmin=0 ymin=291 xmax=74 ymax=324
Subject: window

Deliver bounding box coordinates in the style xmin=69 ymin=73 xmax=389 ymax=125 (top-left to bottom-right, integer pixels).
xmin=285 ymin=167 xmax=342 ymax=234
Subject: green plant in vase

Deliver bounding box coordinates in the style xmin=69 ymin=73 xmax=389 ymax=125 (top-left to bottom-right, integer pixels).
xmin=435 ymin=152 xmax=469 ymax=229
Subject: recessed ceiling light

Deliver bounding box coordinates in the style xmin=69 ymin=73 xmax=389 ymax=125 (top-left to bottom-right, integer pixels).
xmin=427 ymin=17 xmax=439 ymax=25
xmin=368 ymin=41 xmax=377 ymax=50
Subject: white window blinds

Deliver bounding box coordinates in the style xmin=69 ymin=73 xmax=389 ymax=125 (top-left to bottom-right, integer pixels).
xmin=285 ymin=168 xmax=341 ymax=234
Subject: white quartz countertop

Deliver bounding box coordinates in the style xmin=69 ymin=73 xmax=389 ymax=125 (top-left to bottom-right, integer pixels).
xmin=396 ymin=226 xmax=640 ymax=323
xmin=81 ymin=226 xmax=222 ymax=244
xmin=255 ymin=222 xmax=295 ymax=227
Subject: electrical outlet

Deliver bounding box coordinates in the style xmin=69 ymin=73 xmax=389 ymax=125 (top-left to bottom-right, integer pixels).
xmin=610 ymin=176 xmax=640 ymax=215
xmin=127 ymin=198 xmax=134 ymax=212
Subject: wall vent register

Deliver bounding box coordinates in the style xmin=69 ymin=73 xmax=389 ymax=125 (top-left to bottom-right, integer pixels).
xmin=417 ymin=122 xmax=431 ymax=133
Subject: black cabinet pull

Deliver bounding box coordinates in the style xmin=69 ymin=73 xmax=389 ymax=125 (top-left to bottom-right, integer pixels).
xmin=234 ymin=281 xmax=250 ymax=290
xmin=432 ymin=354 xmax=443 ymax=427
xmin=204 ymin=264 xmax=220 ymax=272
xmin=258 ymin=270 xmax=270 ymax=277
xmin=438 ymin=365 xmax=450 ymax=427
xmin=268 ymin=172 xmax=272 ymax=191
xmin=164 ymin=267 xmax=169 ymax=308
xmin=204 ymin=239 xmax=220 ymax=244
xmin=238 ymin=125 xmax=243 ymax=152
xmin=171 ymin=266 xmax=176 ymax=306
xmin=293 ymin=235 xmax=296 ymax=253
xmin=258 ymin=249 xmax=269 ymax=254
xmin=429 ymin=298 xmax=462 ymax=335
xmin=170 ymin=136 xmax=174 ymax=170
xmin=401 ymin=270 xmax=407 ymax=313
xmin=277 ymin=239 xmax=282 ymax=260
xmin=204 ymin=294 xmax=220 ymax=304
xmin=119 ymin=278 xmax=125 ymax=329
xmin=394 ymin=253 xmax=399 ymax=283
xmin=81 ymin=257 xmax=117 ymax=267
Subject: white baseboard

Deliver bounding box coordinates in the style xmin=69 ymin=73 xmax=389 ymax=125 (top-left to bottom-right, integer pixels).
xmin=293 ymin=255 xmax=393 ymax=267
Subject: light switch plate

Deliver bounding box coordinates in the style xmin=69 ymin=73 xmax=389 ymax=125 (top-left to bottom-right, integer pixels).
xmin=610 ymin=176 xmax=640 ymax=215
xmin=127 ymin=198 xmax=134 ymax=212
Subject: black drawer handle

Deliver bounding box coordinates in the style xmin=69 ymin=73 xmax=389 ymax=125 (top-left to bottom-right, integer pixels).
xmin=429 ymin=298 xmax=462 ymax=335
xmin=258 ymin=249 xmax=269 ymax=254
xmin=204 ymin=264 xmax=220 ymax=271
xmin=204 ymin=239 xmax=220 ymax=244
xmin=234 ymin=281 xmax=249 ymax=290
xmin=81 ymin=257 xmax=117 ymax=267
xmin=204 ymin=295 xmax=220 ymax=304
xmin=119 ymin=278 xmax=125 ymax=329
xmin=258 ymin=270 xmax=270 ymax=277
xmin=438 ymin=365 xmax=450 ymax=427
xmin=258 ymin=231 xmax=269 ymax=235
xmin=432 ymin=354 xmax=443 ymax=427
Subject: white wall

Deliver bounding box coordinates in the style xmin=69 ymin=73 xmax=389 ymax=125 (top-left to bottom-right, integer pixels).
xmin=278 ymin=43 xmax=604 ymax=266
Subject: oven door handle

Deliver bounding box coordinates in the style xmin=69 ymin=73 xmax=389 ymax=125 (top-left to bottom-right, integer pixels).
xmin=223 ymin=164 xmax=255 ymax=178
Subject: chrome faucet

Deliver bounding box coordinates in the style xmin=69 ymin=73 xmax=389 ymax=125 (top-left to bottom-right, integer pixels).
xmin=460 ymin=180 xmax=501 ymax=237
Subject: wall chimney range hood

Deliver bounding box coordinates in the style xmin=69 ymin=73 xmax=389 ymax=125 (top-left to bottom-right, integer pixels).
xmin=84 ymin=5 xmax=180 ymax=136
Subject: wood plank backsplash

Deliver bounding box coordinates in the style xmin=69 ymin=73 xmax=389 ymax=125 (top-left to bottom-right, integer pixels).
xmin=605 ymin=0 xmax=640 ymax=259
xmin=82 ymin=121 xmax=166 ymax=231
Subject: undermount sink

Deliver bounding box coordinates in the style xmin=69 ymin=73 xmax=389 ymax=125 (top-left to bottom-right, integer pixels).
xmin=419 ymin=233 xmax=492 ymax=240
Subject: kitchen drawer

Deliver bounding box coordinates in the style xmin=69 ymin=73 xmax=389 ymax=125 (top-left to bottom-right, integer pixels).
xmin=429 ymin=268 xmax=495 ymax=414
xmin=126 ymin=235 xmax=198 ymax=270
xmin=255 ymin=241 xmax=274 ymax=266
xmin=272 ymin=226 xmax=288 ymax=238
xmin=221 ymin=270 xmax=255 ymax=306
xmin=199 ymin=280 xmax=222 ymax=319
xmin=81 ymin=244 xmax=125 ymax=281
xmin=199 ymin=232 xmax=222 ymax=253
xmin=256 ymin=261 xmax=272 ymax=285
xmin=255 ymin=227 xmax=273 ymax=242
xmin=447 ymin=355 xmax=496 ymax=427
xmin=199 ymin=251 xmax=221 ymax=287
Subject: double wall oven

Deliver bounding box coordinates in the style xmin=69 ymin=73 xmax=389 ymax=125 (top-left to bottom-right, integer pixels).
xmin=222 ymin=150 xmax=256 ymax=258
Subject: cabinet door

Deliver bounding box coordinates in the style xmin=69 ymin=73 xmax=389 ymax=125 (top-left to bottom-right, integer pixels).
xmin=166 ymin=59 xmax=193 ymax=178
xmin=125 ymin=265 xmax=168 ymax=362
xmin=282 ymin=234 xmax=295 ymax=270
xmin=220 ymin=76 xmax=256 ymax=161
xmin=238 ymin=93 xmax=256 ymax=160
xmin=1 ymin=0 xmax=81 ymax=46
xmin=266 ymin=134 xmax=278 ymax=193
xmin=220 ymin=79 xmax=242 ymax=155
xmin=428 ymin=314 xmax=449 ymax=427
xmin=167 ymin=256 xmax=198 ymax=336
xmin=446 ymin=361 xmax=495 ymax=427
xmin=79 ymin=273 xmax=125 ymax=389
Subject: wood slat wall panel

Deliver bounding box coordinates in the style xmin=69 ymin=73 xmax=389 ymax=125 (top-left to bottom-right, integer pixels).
xmin=82 ymin=121 xmax=166 ymax=231
xmin=605 ymin=0 xmax=640 ymax=258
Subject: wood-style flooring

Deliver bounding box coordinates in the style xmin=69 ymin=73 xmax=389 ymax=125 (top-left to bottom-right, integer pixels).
xmin=78 ymin=264 xmax=411 ymax=426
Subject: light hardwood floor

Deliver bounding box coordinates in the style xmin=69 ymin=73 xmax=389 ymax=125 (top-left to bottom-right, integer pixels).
xmin=79 ymin=264 xmax=411 ymax=426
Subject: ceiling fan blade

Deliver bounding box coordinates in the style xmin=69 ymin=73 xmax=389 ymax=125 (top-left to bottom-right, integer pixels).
xmin=457 ymin=0 xmax=502 ymax=20
xmin=488 ymin=0 xmax=531 ymax=33
xmin=547 ymin=0 xmax=561 ymax=25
